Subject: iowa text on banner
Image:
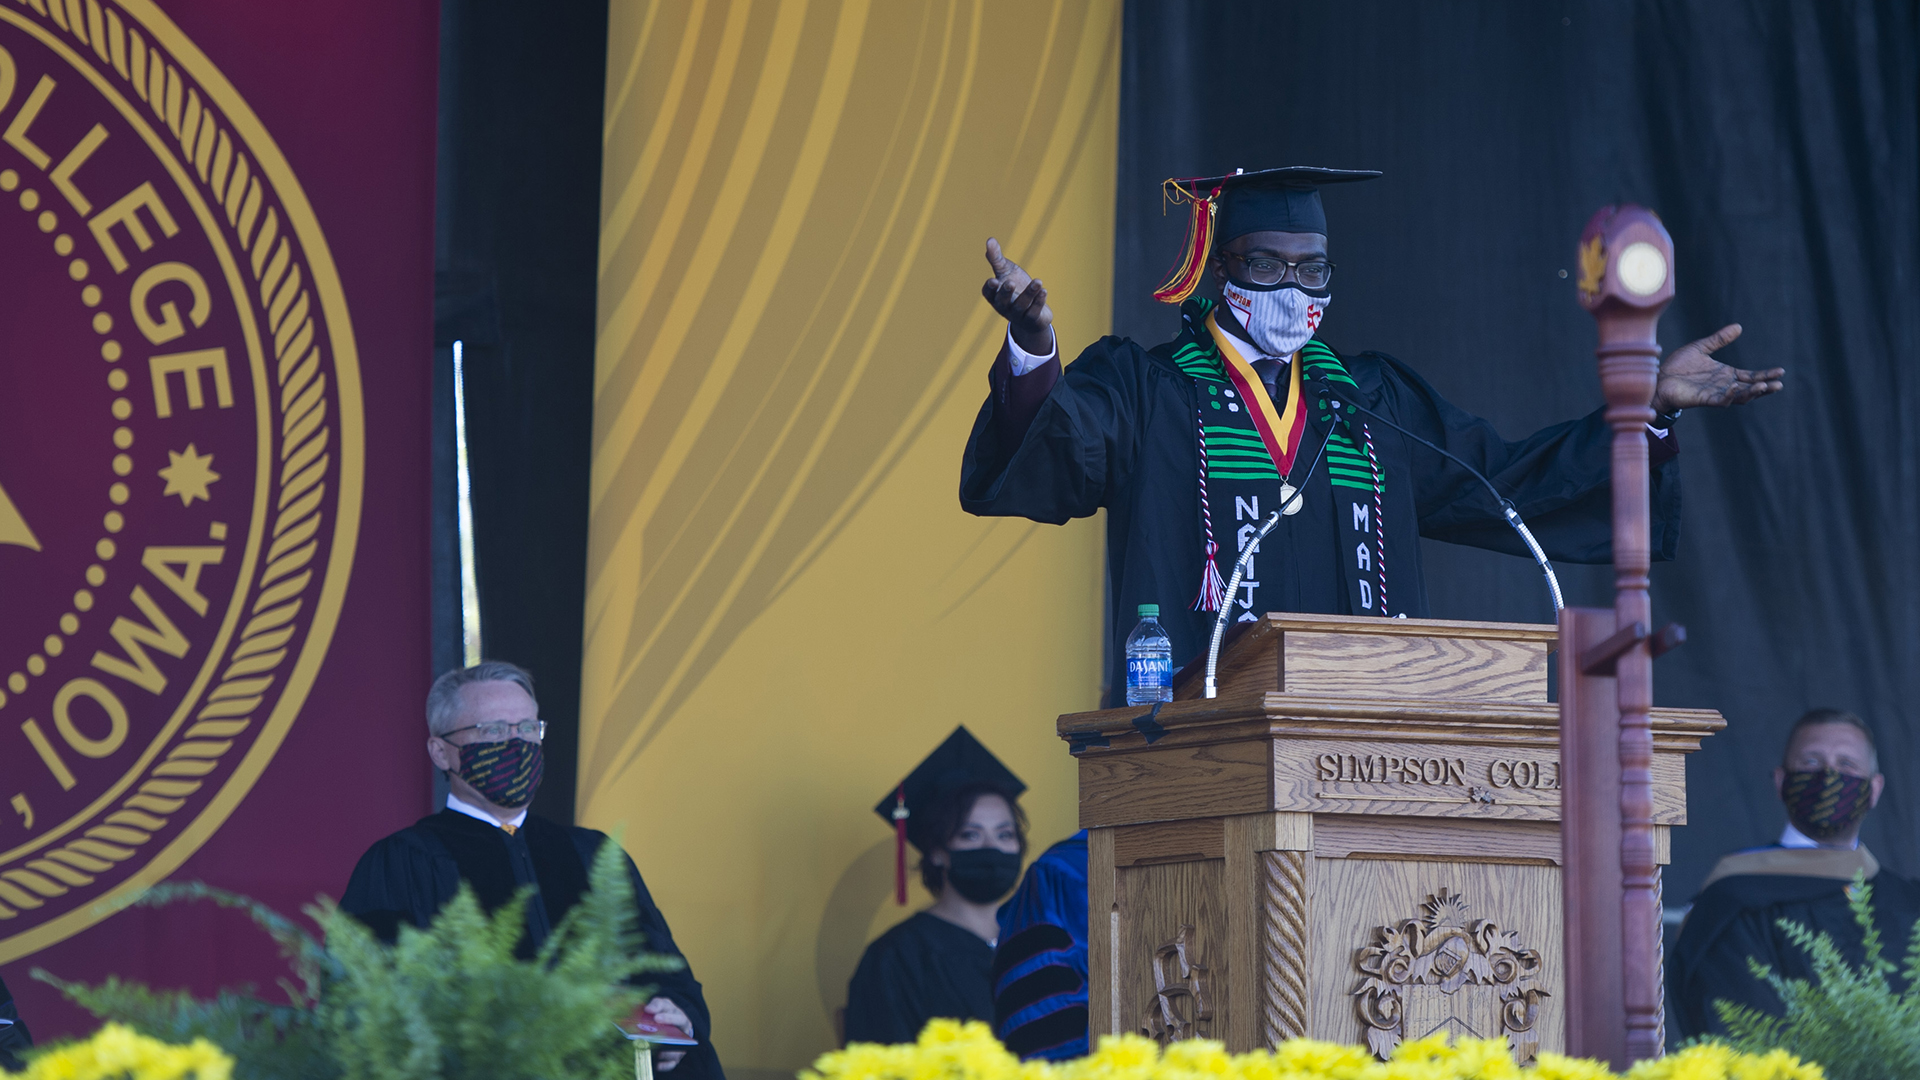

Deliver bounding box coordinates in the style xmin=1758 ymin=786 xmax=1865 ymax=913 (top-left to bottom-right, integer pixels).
xmin=0 ymin=0 xmax=433 ymax=1035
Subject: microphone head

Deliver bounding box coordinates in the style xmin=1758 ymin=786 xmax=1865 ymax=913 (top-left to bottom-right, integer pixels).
xmin=1310 ymin=377 xmax=1350 ymax=429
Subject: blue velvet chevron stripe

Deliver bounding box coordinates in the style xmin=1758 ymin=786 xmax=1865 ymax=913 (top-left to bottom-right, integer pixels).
xmin=992 ymin=833 xmax=1089 ymax=1059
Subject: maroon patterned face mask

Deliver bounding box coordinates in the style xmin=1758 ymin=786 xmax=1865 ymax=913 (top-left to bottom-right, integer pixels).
xmin=455 ymin=738 xmax=544 ymax=808
xmin=1781 ymin=767 xmax=1872 ymax=840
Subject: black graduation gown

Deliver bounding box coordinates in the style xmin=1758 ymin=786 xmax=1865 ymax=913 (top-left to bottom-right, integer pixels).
xmin=844 ymin=912 xmax=995 ymax=1045
xmin=0 ymin=973 xmax=31 ymax=1072
xmin=341 ymin=811 xmax=723 ymax=1080
xmin=959 ymin=321 xmax=1680 ymax=704
xmin=1668 ymin=846 xmax=1920 ymax=1039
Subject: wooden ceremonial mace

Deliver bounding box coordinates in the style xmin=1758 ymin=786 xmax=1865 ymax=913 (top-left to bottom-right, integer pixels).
xmin=1560 ymin=205 xmax=1680 ymax=1067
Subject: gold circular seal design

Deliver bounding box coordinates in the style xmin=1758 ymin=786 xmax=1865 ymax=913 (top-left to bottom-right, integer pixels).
xmin=0 ymin=0 xmax=362 ymax=961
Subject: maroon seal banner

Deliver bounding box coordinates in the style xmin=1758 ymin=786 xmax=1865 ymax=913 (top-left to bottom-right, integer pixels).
xmin=0 ymin=0 xmax=433 ymax=1034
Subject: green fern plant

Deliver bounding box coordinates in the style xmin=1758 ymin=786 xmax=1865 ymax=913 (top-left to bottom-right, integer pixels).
xmin=31 ymin=975 xmax=336 ymax=1080
xmin=37 ymin=879 xmax=339 ymax=1080
xmin=1713 ymin=872 xmax=1920 ymax=1080
xmin=39 ymin=833 xmax=679 ymax=1080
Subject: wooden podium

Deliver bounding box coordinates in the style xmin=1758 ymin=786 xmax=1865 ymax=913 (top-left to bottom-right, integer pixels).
xmin=1057 ymin=613 xmax=1722 ymax=1060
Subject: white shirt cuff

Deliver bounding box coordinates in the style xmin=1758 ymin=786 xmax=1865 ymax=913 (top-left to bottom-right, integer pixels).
xmin=1006 ymin=325 xmax=1057 ymax=376
xmin=1647 ymin=423 xmax=1670 ymax=439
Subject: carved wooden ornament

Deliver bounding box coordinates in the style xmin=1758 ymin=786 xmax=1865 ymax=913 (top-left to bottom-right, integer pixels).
xmin=1141 ymin=924 xmax=1214 ymax=1044
xmin=1352 ymin=889 xmax=1548 ymax=1062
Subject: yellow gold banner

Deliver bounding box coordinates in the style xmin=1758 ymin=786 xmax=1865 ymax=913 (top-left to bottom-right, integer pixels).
xmin=588 ymin=0 xmax=1119 ymax=1070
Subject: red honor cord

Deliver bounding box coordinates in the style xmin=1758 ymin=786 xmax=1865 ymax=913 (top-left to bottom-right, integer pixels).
xmin=891 ymin=785 xmax=909 ymax=905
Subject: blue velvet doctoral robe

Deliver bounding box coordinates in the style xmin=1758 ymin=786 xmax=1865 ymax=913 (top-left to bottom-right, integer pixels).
xmin=0 ymin=973 xmax=30 ymax=1071
xmin=993 ymin=833 xmax=1089 ymax=1060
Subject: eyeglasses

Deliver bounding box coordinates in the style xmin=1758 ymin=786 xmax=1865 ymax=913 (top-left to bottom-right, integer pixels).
xmin=439 ymin=719 xmax=546 ymax=743
xmin=1224 ymin=252 xmax=1335 ymax=290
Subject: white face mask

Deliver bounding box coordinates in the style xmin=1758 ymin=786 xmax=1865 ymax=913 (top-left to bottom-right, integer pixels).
xmin=1221 ymin=281 xmax=1330 ymax=359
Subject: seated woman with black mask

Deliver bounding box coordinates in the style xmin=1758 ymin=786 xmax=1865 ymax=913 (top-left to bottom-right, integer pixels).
xmin=844 ymin=727 xmax=1028 ymax=1045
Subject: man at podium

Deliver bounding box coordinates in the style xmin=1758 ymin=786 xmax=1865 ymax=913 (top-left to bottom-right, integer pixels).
xmin=959 ymin=166 xmax=1783 ymax=701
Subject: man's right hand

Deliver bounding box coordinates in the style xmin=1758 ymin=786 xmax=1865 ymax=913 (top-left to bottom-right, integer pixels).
xmin=643 ymin=997 xmax=692 ymax=1071
xmin=981 ymin=238 xmax=1054 ymax=357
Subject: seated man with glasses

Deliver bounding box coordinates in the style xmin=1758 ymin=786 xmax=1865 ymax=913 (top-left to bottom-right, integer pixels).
xmin=965 ymin=167 xmax=1784 ymax=701
xmin=1669 ymin=708 xmax=1920 ymax=1038
xmin=342 ymin=662 xmax=721 ymax=1078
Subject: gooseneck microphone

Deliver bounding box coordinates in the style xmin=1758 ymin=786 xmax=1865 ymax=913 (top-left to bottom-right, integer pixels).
xmin=1311 ymin=378 xmax=1564 ymax=616
xmin=1202 ymin=413 xmax=1339 ymax=699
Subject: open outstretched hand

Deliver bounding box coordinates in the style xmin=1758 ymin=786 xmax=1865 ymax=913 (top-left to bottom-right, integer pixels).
xmin=1654 ymin=324 xmax=1784 ymax=413
xmin=981 ymin=238 xmax=1054 ymax=355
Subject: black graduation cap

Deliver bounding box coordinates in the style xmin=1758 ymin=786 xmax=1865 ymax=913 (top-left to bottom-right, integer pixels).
xmin=875 ymin=726 xmax=1026 ymax=905
xmin=1154 ymin=166 xmax=1383 ymax=304
xmin=873 ymin=725 xmax=1026 ymax=856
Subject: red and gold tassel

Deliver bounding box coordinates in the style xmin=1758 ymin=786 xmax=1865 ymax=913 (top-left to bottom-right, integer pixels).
xmin=891 ymin=784 xmax=909 ymax=905
xmin=1152 ymin=180 xmax=1220 ymax=304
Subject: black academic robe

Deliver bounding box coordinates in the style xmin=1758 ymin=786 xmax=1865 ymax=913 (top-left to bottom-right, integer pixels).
xmin=844 ymin=912 xmax=995 ymax=1045
xmin=341 ymin=811 xmax=723 ymax=1080
xmin=960 ymin=315 xmax=1679 ymax=704
xmin=1668 ymin=846 xmax=1920 ymax=1039
xmin=0 ymin=973 xmax=31 ymax=1072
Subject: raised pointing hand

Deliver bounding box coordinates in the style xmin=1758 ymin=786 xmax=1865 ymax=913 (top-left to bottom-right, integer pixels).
xmin=982 ymin=238 xmax=1054 ymax=356
xmin=1654 ymin=324 xmax=1785 ymax=413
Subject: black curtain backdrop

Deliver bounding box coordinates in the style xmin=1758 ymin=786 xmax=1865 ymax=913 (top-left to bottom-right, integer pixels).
xmin=1115 ymin=0 xmax=1919 ymax=897
xmin=433 ymin=1 xmax=608 ymax=824
xmin=427 ymin=1 xmax=1919 ymax=891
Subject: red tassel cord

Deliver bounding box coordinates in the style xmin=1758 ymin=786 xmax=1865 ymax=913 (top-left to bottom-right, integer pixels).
xmin=1152 ymin=180 xmax=1220 ymax=304
xmin=892 ymin=784 xmax=909 ymax=905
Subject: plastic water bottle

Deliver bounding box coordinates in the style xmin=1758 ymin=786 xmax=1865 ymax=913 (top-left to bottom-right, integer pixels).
xmin=1125 ymin=604 xmax=1174 ymax=705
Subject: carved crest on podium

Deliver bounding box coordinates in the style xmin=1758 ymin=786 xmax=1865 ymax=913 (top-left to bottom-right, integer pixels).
xmin=1141 ymin=925 xmax=1213 ymax=1044
xmin=1352 ymin=889 xmax=1548 ymax=1062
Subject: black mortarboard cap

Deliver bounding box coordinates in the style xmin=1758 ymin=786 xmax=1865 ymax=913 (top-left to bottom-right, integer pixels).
xmin=1180 ymin=166 xmax=1382 ymax=240
xmin=873 ymin=725 xmax=1026 ymax=855
xmin=1153 ymin=167 xmax=1382 ymax=303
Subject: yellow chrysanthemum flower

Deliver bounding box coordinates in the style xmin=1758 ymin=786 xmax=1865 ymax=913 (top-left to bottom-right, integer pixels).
xmin=802 ymin=1019 xmax=1827 ymax=1080
xmin=1 ymin=1023 xmax=231 ymax=1080
xmin=1269 ymin=1036 xmax=1382 ymax=1080
xmin=1529 ymin=1052 xmax=1618 ymax=1080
